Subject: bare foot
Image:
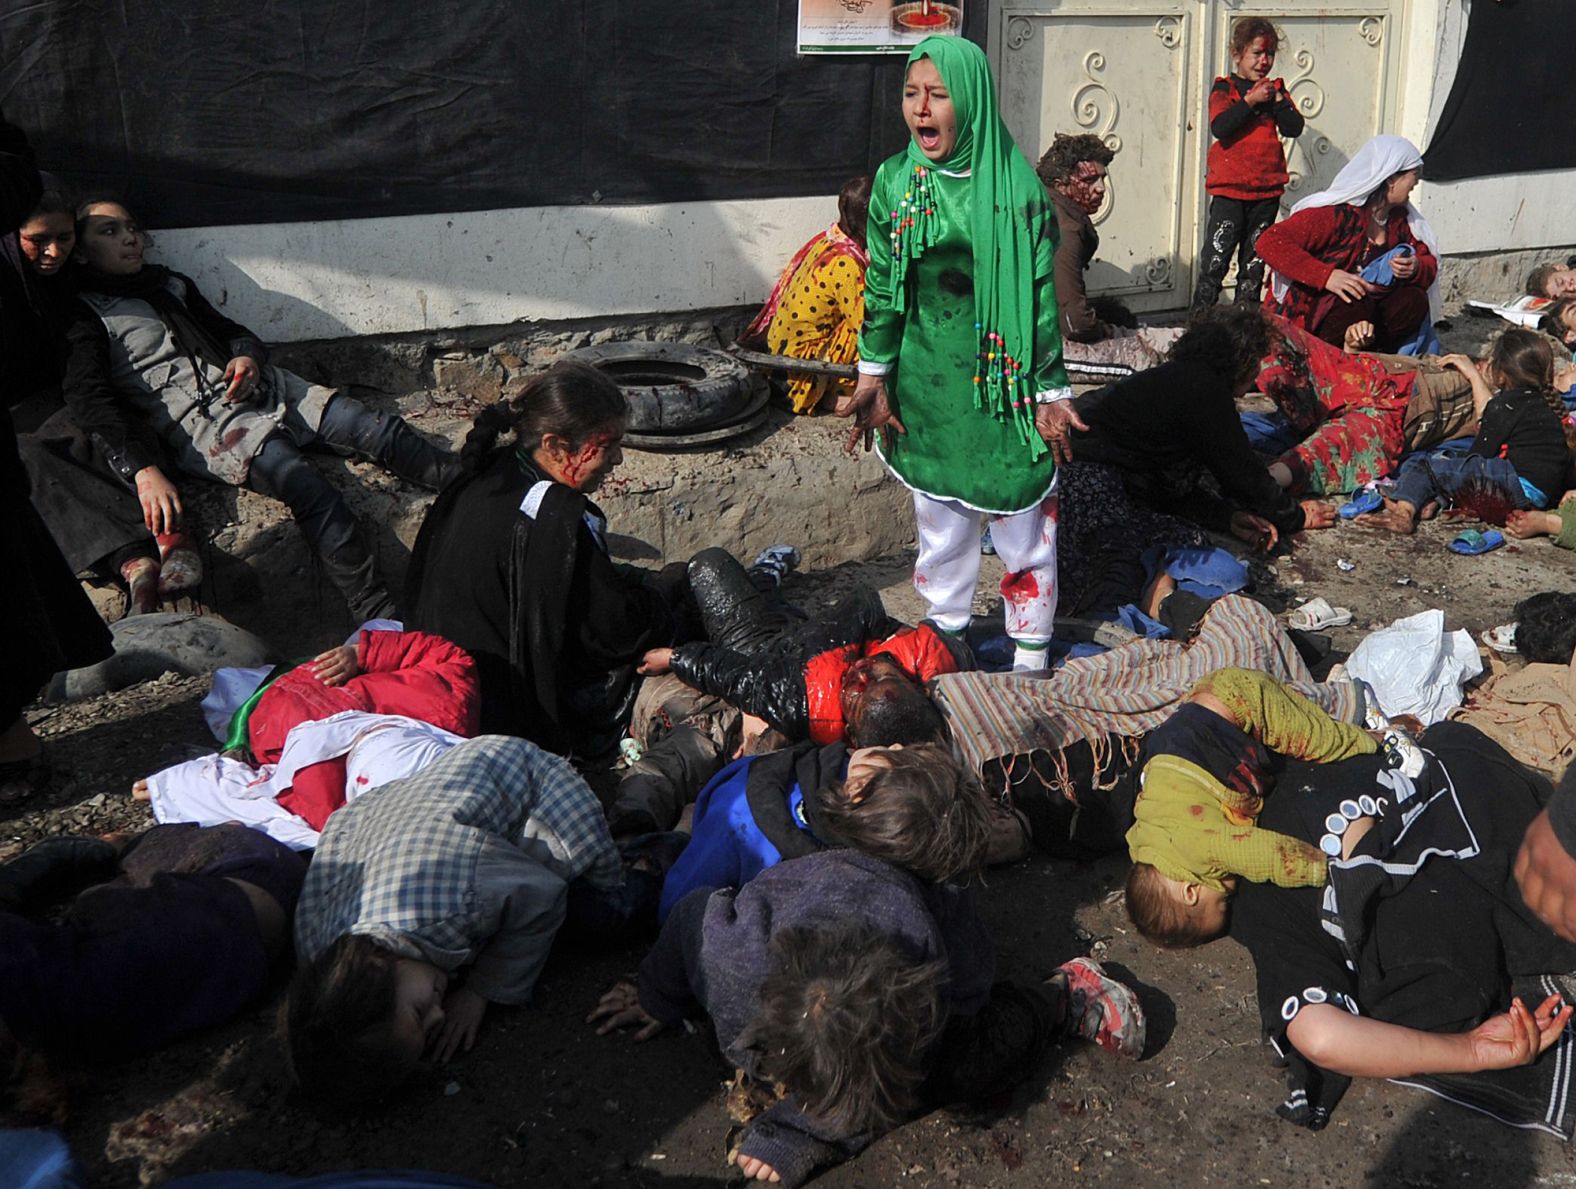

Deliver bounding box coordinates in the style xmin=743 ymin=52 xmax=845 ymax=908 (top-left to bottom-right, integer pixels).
xmin=1506 ymin=509 xmax=1562 ymax=539
xmin=1356 ymin=497 xmax=1419 ymax=534
xmin=131 ymin=779 xmax=151 ymax=802
xmin=1139 ymin=571 xmax=1177 ymax=619
xmin=1419 ymin=500 xmax=1442 ymax=522
xmin=1343 ymin=320 xmax=1376 ymax=352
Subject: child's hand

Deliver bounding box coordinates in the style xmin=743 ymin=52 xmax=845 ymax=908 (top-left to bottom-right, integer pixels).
xmin=638 ymin=647 xmax=673 ymax=676
xmin=733 ymin=1153 xmax=783 ymax=1183
xmin=1298 ymin=500 xmax=1337 ymax=530
xmin=1389 ymin=251 xmax=1418 ymax=281
xmin=1244 ymin=78 xmax=1277 ymax=107
xmin=222 ymin=355 xmax=263 ymax=403
xmin=1342 ymin=321 xmax=1375 ymax=352
xmin=311 ymin=644 xmax=358 ymax=687
xmin=1437 ymin=352 xmax=1479 ymax=377
xmin=587 ymin=980 xmax=664 ymax=1040
xmin=432 ymin=985 xmax=488 ymax=1063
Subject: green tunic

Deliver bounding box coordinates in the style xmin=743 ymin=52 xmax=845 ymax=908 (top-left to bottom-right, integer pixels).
xmin=859 ymin=155 xmax=1070 ymax=514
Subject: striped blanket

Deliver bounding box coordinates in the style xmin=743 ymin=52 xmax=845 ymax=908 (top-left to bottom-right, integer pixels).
xmin=933 ymin=595 xmax=1364 ymax=782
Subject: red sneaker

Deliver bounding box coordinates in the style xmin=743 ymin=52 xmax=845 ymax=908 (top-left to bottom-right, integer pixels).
xmin=1056 ymin=957 xmax=1146 ymax=1059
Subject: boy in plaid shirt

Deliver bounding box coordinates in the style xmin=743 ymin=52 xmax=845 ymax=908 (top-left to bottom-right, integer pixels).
xmin=284 ymin=734 xmax=623 ymax=1100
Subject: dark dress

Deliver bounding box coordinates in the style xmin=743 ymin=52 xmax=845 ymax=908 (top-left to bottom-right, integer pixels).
xmin=1056 ymin=358 xmax=1304 ymax=613
xmin=404 ymin=448 xmax=681 ymax=761
xmin=0 ymin=113 xmax=112 ymax=723
xmin=1231 ymin=721 xmax=1576 ymax=1137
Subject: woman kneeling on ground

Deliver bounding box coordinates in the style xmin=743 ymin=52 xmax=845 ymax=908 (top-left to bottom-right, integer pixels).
xmin=1256 ymin=135 xmax=1438 ymax=354
xmin=66 ymin=200 xmax=454 ymax=622
xmin=1056 ymin=304 xmax=1334 ymax=615
xmin=404 ymin=362 xmax=690 ymax=764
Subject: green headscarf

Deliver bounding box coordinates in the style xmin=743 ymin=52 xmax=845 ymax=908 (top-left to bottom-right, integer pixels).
xmin=891 ymin=35 xmax=1052 ymax=456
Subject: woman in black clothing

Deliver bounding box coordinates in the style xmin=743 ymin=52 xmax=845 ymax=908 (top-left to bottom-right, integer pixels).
xmin=1055 ymin=304 xmax=1335 ymax=614
xmin=405 ymin=361 xmax=688 ymax=763
xmin=0 ymin=114 xmax=112 ymax=805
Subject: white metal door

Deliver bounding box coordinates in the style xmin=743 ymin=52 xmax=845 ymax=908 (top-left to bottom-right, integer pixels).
xmin=991 ymin=1 xmax=1408 ymax=311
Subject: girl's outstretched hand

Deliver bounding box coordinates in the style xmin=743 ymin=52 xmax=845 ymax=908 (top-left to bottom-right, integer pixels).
xmin=1034 ymin=399 xmax=1088 ymax=466
xmin=834 ymin=374 xmax=906 ymax=455
xmin=587 ymin=980 xmax=665 ymax=1040
xmin=1465 ymin=994 xmax=1572 ymax=1071
xmin=432 ymin=986 xmax=488 ymax=1064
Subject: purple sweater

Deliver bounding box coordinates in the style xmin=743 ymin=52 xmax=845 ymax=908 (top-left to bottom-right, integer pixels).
xmin=638 ymin=849 xmax=994 ymax=1186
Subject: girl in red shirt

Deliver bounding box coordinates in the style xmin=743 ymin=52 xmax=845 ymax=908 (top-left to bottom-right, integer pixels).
xmin=1192 ymin=18 xmax=1304 ymax=313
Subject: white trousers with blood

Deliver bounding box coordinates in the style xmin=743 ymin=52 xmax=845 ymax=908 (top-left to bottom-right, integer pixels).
xmin=911 ymin=490 xmax=1059 ymax=642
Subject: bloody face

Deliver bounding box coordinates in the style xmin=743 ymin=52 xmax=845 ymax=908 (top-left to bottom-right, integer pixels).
xmin=840 ymin=655 xmax=911 ymax=725
xmin=902 ymin=57 xmax=958 ymax=163
xmin=1233 ymin=35 xmax=1275 ymax=81
xmin=1059 ymin=161 xmax=1108 ymax=215
xmin=555 ymin=420 xmax=626 ymax=493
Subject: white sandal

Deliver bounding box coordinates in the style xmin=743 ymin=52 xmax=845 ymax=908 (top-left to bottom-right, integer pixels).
xmin=1482 ymin=623 xmax=1518 ymax=654
xmin=1287 ymin=596 xmax=1353 ymax=631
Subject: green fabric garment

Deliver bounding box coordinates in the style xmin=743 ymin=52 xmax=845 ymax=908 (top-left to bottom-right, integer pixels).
xmin=1127 ymin=755 xmax=1329 ymax=892
xmin=859 ymin=37 xmax=1068 ymax=512
xmin=221 ymin=661 xmax=297 ymax=758
xmin=1556 ymin=504 xmax=1576 ymax=552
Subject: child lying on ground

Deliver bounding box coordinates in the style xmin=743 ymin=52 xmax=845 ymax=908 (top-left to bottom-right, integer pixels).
xmin=1359 ymin=330 xmax=1570 ymax=533
xmin=133 ymin=628 xmax=479 ymax=848
xmin=0 ymin=824 xmax=305 ymax=1068
xmin=590 ymin=848 xmax=1144 ymax=1188
xmin=638 ymin=547 xmax=968 ymax=750
xmin=656 ymin=740 xmax=1026 ymax=921
xmin=283 ymin=735 xmax=628 ymax=1102
xmin=1124 ymin=667 xmax=1386 ymax=948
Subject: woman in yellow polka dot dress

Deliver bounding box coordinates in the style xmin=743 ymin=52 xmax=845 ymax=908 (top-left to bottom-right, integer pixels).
xmin=741 ymin=175 xmax=871 ymax=413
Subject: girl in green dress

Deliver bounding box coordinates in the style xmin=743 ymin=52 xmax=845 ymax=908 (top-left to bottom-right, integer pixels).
xmin=838 ymin=35 xmax=1084 ymax=670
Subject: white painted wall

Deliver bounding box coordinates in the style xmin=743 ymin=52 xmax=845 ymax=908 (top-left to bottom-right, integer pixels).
xmin=147 ymin=196 xmax=835 ymax=343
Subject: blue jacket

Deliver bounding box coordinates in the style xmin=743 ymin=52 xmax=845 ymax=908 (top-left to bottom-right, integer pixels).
xmin=658 ymin=741 xmax=847 ymax=921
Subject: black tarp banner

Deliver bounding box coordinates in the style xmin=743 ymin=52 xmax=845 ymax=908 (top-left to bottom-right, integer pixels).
xmin=0 ymin=2 xmax=981 ymax=228
xmin=1423 ymin=0 xmax=1576 ymax=182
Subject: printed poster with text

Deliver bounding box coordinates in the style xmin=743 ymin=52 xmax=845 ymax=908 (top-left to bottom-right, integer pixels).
xmin=797 ymin=0 xmax=965 ymax=54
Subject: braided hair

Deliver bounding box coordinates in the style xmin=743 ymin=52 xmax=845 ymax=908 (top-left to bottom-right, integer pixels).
xmin=455 ymin=360 xmax=627 ymax=479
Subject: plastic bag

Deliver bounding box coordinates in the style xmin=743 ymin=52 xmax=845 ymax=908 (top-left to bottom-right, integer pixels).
xmin=1344 ymin=609 xmax=1483 ymax=726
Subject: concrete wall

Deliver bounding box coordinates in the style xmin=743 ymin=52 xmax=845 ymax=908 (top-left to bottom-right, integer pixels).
xmin=149 ymin=196 xmax=834 ymax=343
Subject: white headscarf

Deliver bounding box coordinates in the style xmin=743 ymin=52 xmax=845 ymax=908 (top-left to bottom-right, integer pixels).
xmin=1269 ymin=135 xmax=1441 ymax=323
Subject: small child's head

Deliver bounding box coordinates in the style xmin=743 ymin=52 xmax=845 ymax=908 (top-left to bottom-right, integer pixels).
xmin=1529 ymin=262 xmax=1576 ymax=301
xmin=837 ymin=174 xmax=873 ymax=250
xmin=735 ymin=922 xmax=947 ymax=1137
xmin=1124 ymin=862 xmax=1233 ymax=949
xmin=1230 ymin=17 xmax=1280 ymax=79
xmin=1513 ymin=591 xmax=1576 ymax=664
xmin=1485 ymin=327 xmax=1555 ymax=394
xmin=73 ymin=198 xmax=147 ymax=277
xmin=282 ymin=935 xmax=448 ymax=1106
xmin=842 ymin=655 xmax=947 ymax=748
xmin=812 ymin=742 xmax=992 ymax=883
xmin=1540 ymin=298 xmax=1576 ymax=348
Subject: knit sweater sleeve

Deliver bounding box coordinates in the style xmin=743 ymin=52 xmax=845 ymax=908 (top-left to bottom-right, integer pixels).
xmin=735 ymin=1101 xmax=872 ymax=1189
xmin=857 ymin=161 xmax=904 ymax=368
xmin=1209 ymin=78 xmax=1256 ymax=141
xmin=1270 ymin=89 xmax=1306 ymax=137
xmin=1556 ymin=504 xmax=1576 ymax=552
xmin=1255 ymin=207 xmax=1343 ymax=292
